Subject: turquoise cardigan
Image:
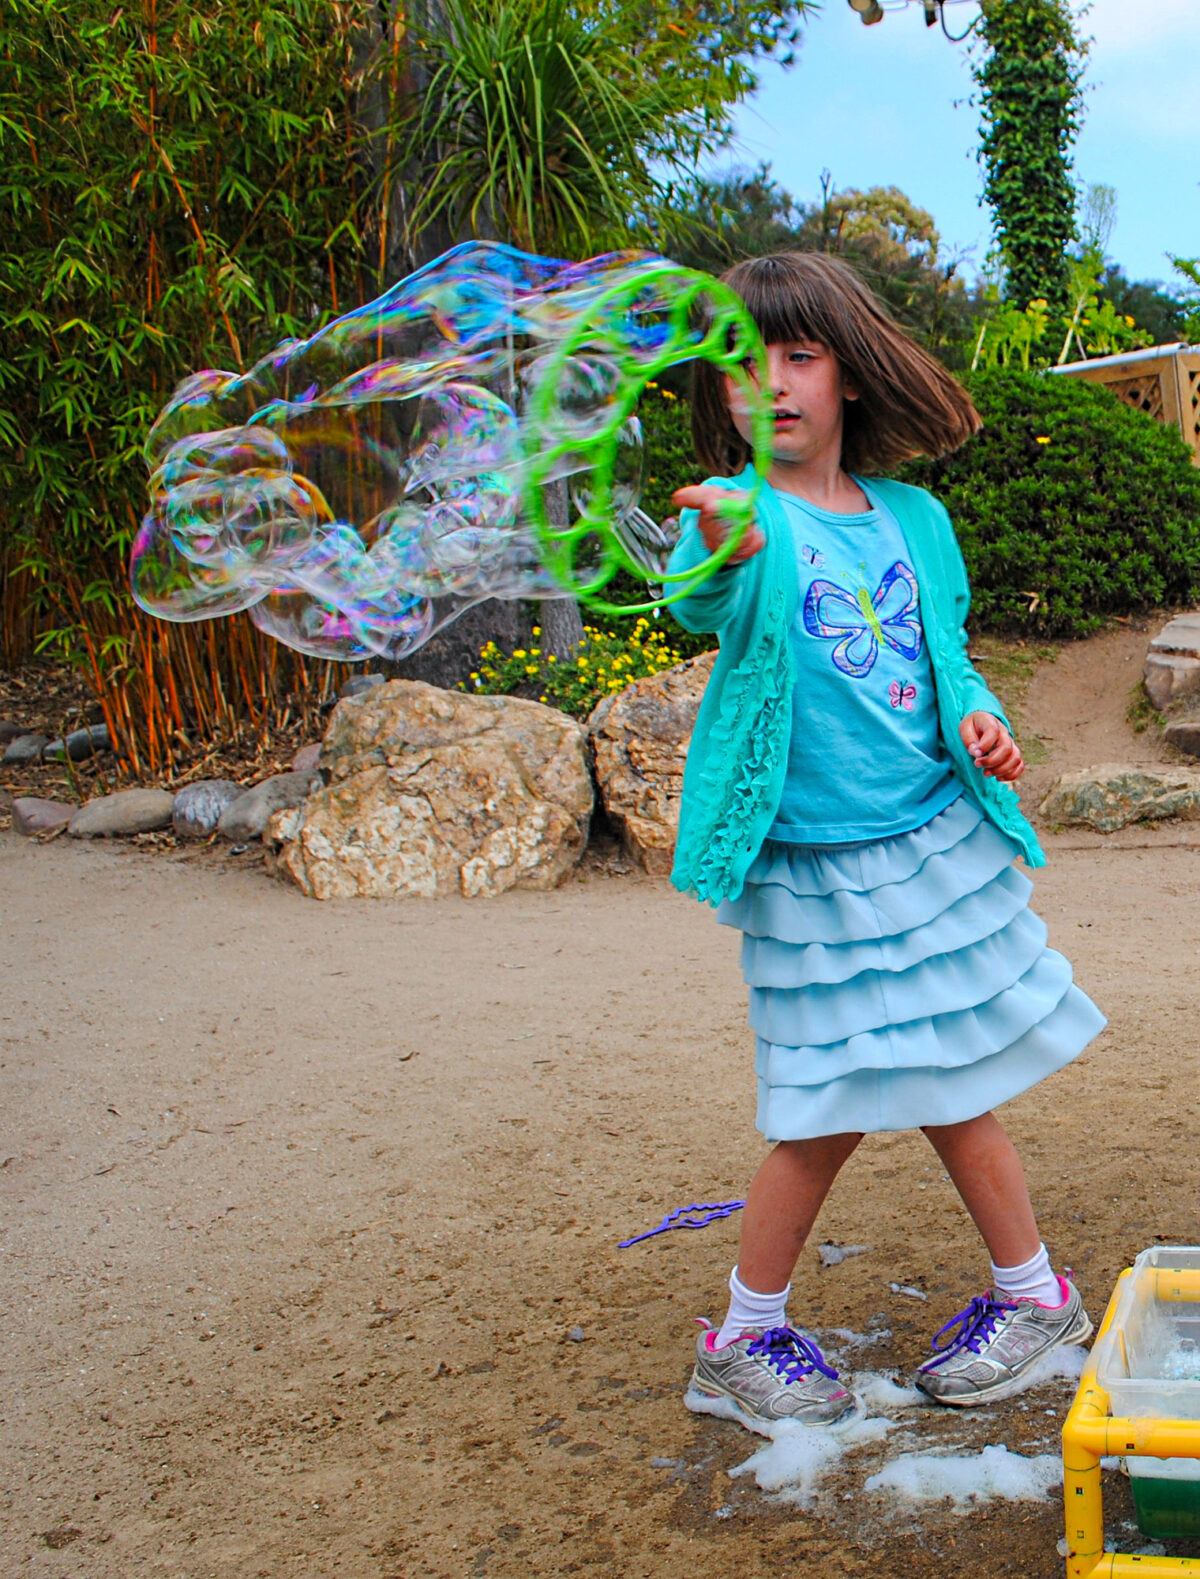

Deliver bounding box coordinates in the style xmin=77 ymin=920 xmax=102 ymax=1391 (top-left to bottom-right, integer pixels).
xmin=667 ymin=469 xmax=1044 ymax=906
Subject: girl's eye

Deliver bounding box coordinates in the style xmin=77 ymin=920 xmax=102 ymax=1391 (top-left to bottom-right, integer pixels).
xmin=789 ymin=351 xmax=813 ymax=364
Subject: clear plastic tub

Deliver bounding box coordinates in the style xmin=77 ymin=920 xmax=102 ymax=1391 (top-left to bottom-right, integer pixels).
xmin=1093 ymin=1245 xmax=1200 ymax=1538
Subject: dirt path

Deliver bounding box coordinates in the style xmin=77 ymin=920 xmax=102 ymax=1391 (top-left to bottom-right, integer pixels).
xmin=4 ymin=624 xmax=1200 ymax=1578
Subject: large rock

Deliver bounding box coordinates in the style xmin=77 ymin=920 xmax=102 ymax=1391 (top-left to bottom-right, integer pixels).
xmin=587 ymin=651 xmax=716 ymax=874
xmin=173 ymin=779 xmax=244 ymax=840
xmin=1040 ymin=764 xmax=1200 ymax=832
xmin=217 ymin=771 xmax=320 ymax=843
xmin=12 ymin=797 xmax=77 ymax=836
xmin=69 ymin=788 xmax=176 ymax=838
xmin=3 ymin=733 xmax=49 ymax=765
xmin=266 ymin=681 xmax=593 ymax=899
xmin=1164 ymin=719 xmax=1200 ymax=760
xmin=1144 ymin=613 xmax=1200 ymax=711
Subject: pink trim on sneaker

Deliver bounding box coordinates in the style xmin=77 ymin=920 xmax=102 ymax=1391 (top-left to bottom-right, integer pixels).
xmin=997 ymin=1274 xmax=1070 ymax=1310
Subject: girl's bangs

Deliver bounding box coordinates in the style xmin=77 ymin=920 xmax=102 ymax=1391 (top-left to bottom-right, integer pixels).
xmin=731 ymin=260 xmax=824 ymax=348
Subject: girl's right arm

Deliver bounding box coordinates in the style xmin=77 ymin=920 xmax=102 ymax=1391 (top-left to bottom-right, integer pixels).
xmin=663 ymin=485 xmax=763 ymax=635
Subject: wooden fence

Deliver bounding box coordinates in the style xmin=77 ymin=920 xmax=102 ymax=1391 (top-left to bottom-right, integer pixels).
xmin=1050 ymin=343 xmax=1200 ymax=466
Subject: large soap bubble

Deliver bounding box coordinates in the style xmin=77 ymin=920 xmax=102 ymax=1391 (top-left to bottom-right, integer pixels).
xmin=133 ymin=242 xmax=772 ymax=662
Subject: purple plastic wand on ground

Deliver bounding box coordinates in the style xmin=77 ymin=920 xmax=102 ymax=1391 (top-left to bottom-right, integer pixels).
xmin=618 ymin=1200 xmax=745 ymax=1248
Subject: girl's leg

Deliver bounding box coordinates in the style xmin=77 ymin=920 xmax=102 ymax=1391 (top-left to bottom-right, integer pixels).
xmin=736 ymin=1130 xmax=864 ymax=1293
xmin=920 ymin=1110 xmax=1040 ymax=1267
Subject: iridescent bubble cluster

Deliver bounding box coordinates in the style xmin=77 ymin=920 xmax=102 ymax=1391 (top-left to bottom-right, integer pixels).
xmin=133 ymin=241 xmax=770 ymax=661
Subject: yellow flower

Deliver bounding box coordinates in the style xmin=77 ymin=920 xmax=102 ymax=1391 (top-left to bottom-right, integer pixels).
xmin=524 ymin=665 xmax=537 ymax=675
xmin=539 ymin=694 xmax=547 ymax=703
xmin=548 ymin=655 xmax=557 ymax=664
xmin=1125 ymin=315 xmax=1135 ymax=327
xmin=531 ymin=625 xmax=541 ymax=636
xmin=661 ymin=389 xmax=677 ymax=401
xmin=577 ymin=657 xmax=588 ymax=668
xmin=1035 ymin=436 xmax=1051 ymax=444
xmin=646 ymin=381 xmax=658 ymax=389
xmin=513 ymin=648 xmax=526 ymax=659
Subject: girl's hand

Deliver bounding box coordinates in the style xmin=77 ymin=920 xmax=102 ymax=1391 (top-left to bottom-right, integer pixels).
xmin=671 ymin=484 xmax=764 ymax=564
xmin=960 ymin=712 xmax=1024 ymax=782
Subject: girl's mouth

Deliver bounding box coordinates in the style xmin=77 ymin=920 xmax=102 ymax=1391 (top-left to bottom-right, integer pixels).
xmin=773 ymin=411 xmax=800 ymax=427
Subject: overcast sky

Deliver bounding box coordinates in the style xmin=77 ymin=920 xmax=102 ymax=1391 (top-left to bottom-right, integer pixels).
xmin=720 ymin=0 xmax=1200 ymax=291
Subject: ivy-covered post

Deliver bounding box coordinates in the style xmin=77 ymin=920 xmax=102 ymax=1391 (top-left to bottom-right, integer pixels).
xmin=974 ymin=0 xmax=1086 ymax=320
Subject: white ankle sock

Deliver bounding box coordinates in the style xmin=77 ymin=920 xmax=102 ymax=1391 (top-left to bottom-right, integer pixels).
xmin=991 ymin=1242 xmax=1063 ymax=1306
xmin=715 ymin=1265 xmax=790 ymax=1348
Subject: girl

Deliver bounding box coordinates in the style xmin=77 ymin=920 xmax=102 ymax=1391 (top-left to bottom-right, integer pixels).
xmin=666 ymin=252 xmax=1105 ymax=1432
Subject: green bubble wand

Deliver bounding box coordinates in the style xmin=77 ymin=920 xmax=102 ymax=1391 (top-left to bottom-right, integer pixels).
xmin=520 ymin=263 xmax=774 ymax=616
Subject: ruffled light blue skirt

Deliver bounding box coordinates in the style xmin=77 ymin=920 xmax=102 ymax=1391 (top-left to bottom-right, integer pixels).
xmin=716 ymin=793 xmax=1105 ymax=1142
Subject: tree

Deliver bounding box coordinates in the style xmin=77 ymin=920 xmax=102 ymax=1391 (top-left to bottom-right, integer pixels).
xmin=973 ymin=0 xmax=1086 ymax=316
xmin=664 ymin=169 xmax=979 ymax=366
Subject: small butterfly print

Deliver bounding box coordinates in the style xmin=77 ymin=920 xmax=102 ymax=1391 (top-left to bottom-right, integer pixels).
xmin=889 ymin=681 xmax=917 ymax=711
xmin=803 ymin=561 xmax=922 ymax=678
xmin=800 ymin=544 xmax=825 ymax=568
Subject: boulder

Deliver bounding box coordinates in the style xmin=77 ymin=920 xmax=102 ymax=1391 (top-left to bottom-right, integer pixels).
xmin=173 ymin=779 xmax=244 ymax=840
xmin=12 ymin=797 xmax=77 ymax=836
xmin=586 ymin=651 xmax=716 ymax=874
xmin=266 ymin=681 xmax=593 ymax=898
xmin=1040 ymin=764 xmax=1200 ymax=833
xmin=217 ymin=770 xmax=321 ymax=842
xmin=42 ymin=724 xmax=110 ymax=762
xmin=69 ymin=788 xmax=176 ymax=838
xmin=1144 ymin=613 xmax=1200 ymax=711
xmin=2 ymin=733 xmax=49 ymax=766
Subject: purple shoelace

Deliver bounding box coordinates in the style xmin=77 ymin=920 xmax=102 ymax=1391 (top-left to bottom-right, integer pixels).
xmin=920 ymin=1293 xmax=1018 ymax=1372
xmin=745 ymin=1327 xmax=840 ymax=1385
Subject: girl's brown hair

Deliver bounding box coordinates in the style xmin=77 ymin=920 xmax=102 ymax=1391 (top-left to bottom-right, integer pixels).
xmin=691 ymin=251 xmax=980 ymax=477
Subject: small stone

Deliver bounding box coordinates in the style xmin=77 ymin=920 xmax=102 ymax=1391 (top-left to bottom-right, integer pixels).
xmin=42 ymin=724 xmax=110 ymax=761
xmin=173 ymin=779 xmax=244 ymax=840
xmin=339 ymin=673 xmax=385 ymax=701
xmin=1164 ymin=720 xmax=1200 ymax=760
xmin=12 ymin=797 xmax=77 ymax=836
xmin=291 ymin=742 xmax=322 ymax=773
xmin=218 ymin=771 xmax=320 ymax=842
xmin=69 ymin=788 xmax=176 ymax=838
xmin=566 ymin=1326 xmax=586 ymax=1343
xmin=0 ymin=720 xmax=26 ymax=746
xmin=1040 ymin=763 xmax=1200 ymax=832
xmin=818 ymin=1243 xmax=872 ymax=1269
xmin=2 ymin=732 xmax=49 ymax=765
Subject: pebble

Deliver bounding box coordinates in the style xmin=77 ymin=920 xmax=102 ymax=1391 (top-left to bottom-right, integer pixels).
xmin=339 ymin=673 xmax=385 ymax=701
xmin=2 ymin=733 xmax=50 ymax=765
xmin=217 ymin=771 xmax=321 ymax=842
xmin=291 ymin=742 xmax=322 ymax=773
xmin=173 ymin=779 xmax=244 ymax=840
xmin=12 ymin=797 xmax=77 ymax=836
xmin=0 ymin=720 xmax=26 ymax=746
xmin=566 ymin=1326 xmax=586 ymax=1343
xmin=68 ymin=788 xmax=176 ymax=838
xmin=42 ymin=724 xmax=110 ymax=762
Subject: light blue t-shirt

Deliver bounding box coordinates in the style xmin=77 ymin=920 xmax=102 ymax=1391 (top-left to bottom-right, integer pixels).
xmin=768 ymin=488 xmax=961 ymax=844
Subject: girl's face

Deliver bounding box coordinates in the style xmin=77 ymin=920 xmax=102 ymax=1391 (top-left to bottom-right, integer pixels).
xmin=723 ymin=339 xmax=859 ymax=477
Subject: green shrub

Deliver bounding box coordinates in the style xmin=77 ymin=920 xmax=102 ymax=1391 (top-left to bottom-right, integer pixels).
xmin=899 ymin=368 xmax=1200 ymax=636
xmin=464 ymin=618 xmax=685 ymax=717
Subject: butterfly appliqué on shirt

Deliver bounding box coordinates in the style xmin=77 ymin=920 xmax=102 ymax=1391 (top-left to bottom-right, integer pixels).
xmin=803 ymin=561 xmax=922 ymax=678
xmin=888 ymin=680 xmax=917 ymax=711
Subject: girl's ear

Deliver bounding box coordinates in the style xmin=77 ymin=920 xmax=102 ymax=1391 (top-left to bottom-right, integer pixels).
xmin=842 ymin=368 xmax=861 ymax=403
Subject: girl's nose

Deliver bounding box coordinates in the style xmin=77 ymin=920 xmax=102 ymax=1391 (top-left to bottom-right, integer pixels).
xmin=764 ymin=349 xmax=789 ymax=396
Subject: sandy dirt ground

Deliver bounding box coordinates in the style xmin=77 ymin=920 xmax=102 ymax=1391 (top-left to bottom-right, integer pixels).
xmin=4 ymin=624 xmax=1200 ymax=1578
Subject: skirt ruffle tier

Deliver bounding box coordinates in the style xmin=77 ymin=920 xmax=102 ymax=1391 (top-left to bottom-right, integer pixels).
xmin=716 ymin=794 xmax=1105 ymax=1141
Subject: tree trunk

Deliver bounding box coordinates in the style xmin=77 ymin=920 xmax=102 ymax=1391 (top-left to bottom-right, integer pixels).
xmin=350 ymin=2 xmax=585 ymax=693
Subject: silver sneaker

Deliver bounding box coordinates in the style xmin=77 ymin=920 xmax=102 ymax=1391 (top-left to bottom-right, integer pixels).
xmin=915 ymin=1276 xmax=1093 ymax=1407
xmin=685 ymin=1323 xmax=857 ymax=1435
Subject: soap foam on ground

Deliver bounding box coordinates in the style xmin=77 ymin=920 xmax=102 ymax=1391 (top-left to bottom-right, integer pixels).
xmin=865 ymin=1444 xmax=1062 ymax=1507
